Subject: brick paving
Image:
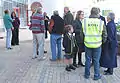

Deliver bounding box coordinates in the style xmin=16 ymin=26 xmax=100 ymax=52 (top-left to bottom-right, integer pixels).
xmin=0 ymin=29 xmax=120 ymax=83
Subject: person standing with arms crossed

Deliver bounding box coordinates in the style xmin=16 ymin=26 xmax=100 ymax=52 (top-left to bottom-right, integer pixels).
xmin=11 ymin=11 xmax=20 ymax=46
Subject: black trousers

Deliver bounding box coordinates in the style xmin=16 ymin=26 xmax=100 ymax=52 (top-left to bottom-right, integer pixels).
xmin=45 ymin=30 xmax=48 ymax=39
xmin=73 ymin=46 xmax=82 ymax=65
xmin=11 ymin=28 xmax=19 ymax=45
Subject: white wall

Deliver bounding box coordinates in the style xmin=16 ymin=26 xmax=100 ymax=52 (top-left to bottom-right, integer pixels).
xmin=28 ymin=0 xmax=64 ymax=17
xmin=94 ymin=0 xmax=120 ymax=22
xmin=28 ymin=0 xmax=93 ymax=17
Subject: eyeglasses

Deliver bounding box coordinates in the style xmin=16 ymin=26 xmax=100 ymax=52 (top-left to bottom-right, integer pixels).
xmin=80 ymin=14 xmax=84 ymax=15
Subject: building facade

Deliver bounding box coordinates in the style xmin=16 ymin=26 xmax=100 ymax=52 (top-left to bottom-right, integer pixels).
xmin=0 ymin=0 xmax=28 ymax=32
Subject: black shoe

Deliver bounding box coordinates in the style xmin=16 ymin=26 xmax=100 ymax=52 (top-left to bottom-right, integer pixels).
xmin=78 ymin=63 xmax=85 ymax=67
xmin=37 ymin=51 xmax=39 ymax=55
xmin=104 ymin=70 xmax=109 ymax=72
xmin=65 ymin=66 xmax=71 ymax=72
xmin=104 ymin=72 xmax=113 ymax=75
xmin=32 ymin=56 xmax=37 ymax=59
xmin=73 ymin=64 xmax=79 ymax=68
xmin=69 ymin=65 xmax=76 ymax=70
xmin=7 ymin=47 xmax=13 ymax=50
xmin=44 ymin=51 xmax=47 ymax=53
xmin=16 ymin=44 xmax=19 ymax=45
xmin=11 ymin=44 xmax=15 ymax=46
xmin=62 ymin=49 xmax=65 ymax=51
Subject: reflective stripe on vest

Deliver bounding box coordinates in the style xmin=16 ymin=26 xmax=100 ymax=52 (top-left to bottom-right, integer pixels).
xmin=82 ymin=18 xmax=104 ymax=48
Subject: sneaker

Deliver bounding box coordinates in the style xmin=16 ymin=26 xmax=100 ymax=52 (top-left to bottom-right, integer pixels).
xmin=84 ymin=75 xmax=89 ymax=79
xmin=7 ymin=47 xmax=13 ymax=50
xmin=44 ymin=51 xmax=47 ymax=53
xmin=38 ymin=56 xmax=46 ymax=61
xmin=94 ymin=75 xmax=102 ymax=80
xmin=32 ymin=56 xmax=37 ymax=59
xmin=69 ymin=65 xmax=76 ymax=70
xmin=65 ymin=66 xmax=71 ymax=72
xmin=104 ymin=72 xmax=113 ymax=75
xmin=49 ymin=58 xmax=57 ymax=61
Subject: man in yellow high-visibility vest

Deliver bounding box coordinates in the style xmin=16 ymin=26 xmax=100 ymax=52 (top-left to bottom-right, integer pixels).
xmin=83 ymin=7 xmax=107 ymax=80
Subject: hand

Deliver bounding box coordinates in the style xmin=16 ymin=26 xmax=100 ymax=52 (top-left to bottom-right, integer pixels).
xmin=45 ymin=18 xmax=48 ymax=20
xmin=73 ymin=33 xmax=75 ymax=36
xmin=13 ymin=19 xmax=15 ymax=21
xmin=11 ymin=27 xmax=14 ymax=31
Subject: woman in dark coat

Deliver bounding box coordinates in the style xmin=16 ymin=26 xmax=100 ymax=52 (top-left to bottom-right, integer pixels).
xmin=100 ymin=12 xmax=118 ymax=75
xmin=11 ymin=11 xmax=20 ymax=45
xmin=72 ymin=10 xmax=85 ymax=67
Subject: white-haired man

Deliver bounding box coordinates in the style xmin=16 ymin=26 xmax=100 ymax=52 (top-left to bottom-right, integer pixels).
xmin=29 ymin=7 xmax=46 ymax=60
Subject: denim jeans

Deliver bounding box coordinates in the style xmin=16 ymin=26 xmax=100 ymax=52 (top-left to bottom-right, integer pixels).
xmin=50 ymin=34 xmax=62 ymax=60
xmin=6 ymin=29 xmax=12 ymax=48
xmin=85 ymin=46 xmax=101 ymax=78
xmin=33 ymin=33 xmax=44 ymax=58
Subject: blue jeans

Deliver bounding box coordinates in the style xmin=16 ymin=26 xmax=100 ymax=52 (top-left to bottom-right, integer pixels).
xmin=85 ymin=46 xmax=101 ymax=78
xmin=6 ymin=29 xmax=12 ymax=48
xmin=50 ymin=34 xmax=62 ymax=60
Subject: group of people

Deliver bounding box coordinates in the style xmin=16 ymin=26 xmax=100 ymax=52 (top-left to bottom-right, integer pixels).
xmin=3 ymin=10 xmax=20 ymax=49
xmin=11 ymin=5 xmax=117 ymax=81
xmin=62 ymin=7 xmax=117 ymax=80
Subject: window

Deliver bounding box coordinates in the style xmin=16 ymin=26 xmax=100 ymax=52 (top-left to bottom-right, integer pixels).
xmin=0 ymin=7 xmax=3 ymax=19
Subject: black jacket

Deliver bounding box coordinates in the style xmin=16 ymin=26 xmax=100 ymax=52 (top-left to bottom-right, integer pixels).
xmin=44 ymin=16 xmax=49 ymax=30
xmin=51 ymin=15 xmax=64 ymax=34
xmin=99 ymin=15 xmax=106 ymax=26
xmin=63 ymin=33 xmax=76 ymax=55
xmin=72 ymin=19 xmax=84 ymax=45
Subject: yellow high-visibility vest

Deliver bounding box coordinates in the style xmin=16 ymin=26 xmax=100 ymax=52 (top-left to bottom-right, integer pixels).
xmin=82 ymin=18 xmax=104 ymax=48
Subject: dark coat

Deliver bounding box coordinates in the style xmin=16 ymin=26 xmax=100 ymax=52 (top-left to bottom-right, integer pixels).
xmin=51 ymin=15 xmax=64 ymax=34
xmin=72 ymin=19 xmax=84 ymax=50
xmin=64 ymin=11 xmax=74 ymax=25
xmin=100 ymin=20 xmax=118 ymax=68
xmin=63 ymin=33 xmax=75 ymax=55
xmin=12 ymin=17 xmax=20 ymax=28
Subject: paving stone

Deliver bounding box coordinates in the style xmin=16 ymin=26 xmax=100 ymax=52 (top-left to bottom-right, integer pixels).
xmin=0 ymin=29 xmax=120 ymax=83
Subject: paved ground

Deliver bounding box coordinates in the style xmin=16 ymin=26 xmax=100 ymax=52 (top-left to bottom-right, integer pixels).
xmin=0 ymin=29 xmax=120 ymax=83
